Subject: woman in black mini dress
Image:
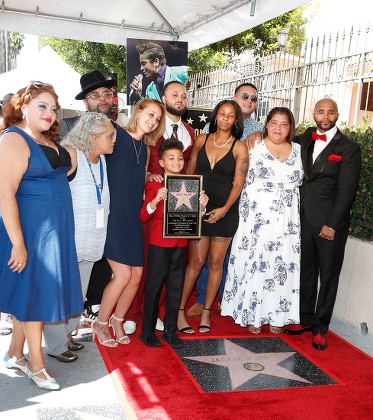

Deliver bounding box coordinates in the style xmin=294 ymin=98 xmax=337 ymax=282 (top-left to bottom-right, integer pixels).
xmin=178 ymin=100 xmax=249 ymax=334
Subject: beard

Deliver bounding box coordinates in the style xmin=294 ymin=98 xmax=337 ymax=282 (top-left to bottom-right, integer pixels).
xmin=165 ymin=103 xmax=186 ymax=117
xmin=315 ymin=120 xmax=336 ymax=132
xmin=87 ymin=102 xmax=112 ymax=115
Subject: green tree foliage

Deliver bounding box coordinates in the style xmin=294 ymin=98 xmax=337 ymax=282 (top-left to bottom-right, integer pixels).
xmin=340 ymin=120 xmax=373 ymax=241
xmin=189 ymin=5 xmax=309 ymax=74
xmin=0 ymin=31 xmax=24 ymax=73
xmin=9 ymin=32 xmax=24 ymax=57
xmin=40 ymin=38 xmax=126 ymax=90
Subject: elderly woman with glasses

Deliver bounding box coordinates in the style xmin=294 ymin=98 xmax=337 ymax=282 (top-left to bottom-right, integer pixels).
xmin=0 ymin=81 xmax=83 ymax=391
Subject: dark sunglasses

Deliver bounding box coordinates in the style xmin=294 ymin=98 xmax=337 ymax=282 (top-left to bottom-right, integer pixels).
xmin=240 ymin=93 xmax=258 ymax=102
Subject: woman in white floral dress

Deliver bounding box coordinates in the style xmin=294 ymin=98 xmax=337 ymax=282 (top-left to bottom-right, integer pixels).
xmin=221 ymin=107 xmax=304 ymax=334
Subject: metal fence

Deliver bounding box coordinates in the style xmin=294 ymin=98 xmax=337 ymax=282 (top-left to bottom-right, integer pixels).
xmin=187 ymin=25 xmax=373 ymax=127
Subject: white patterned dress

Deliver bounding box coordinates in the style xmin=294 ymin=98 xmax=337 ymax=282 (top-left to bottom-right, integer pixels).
xmin=221 ymin=141 xmax=304 ymax=328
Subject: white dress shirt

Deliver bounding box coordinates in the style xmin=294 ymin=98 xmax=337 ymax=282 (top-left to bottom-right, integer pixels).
xmin=163 ymin=115 xmax=192 ymax=150
xmin=312 ymin=126 xmax=337 ymax=162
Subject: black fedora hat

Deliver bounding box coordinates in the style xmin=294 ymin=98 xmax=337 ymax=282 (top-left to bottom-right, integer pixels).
xmin=75 ymin=70 xmax=116 ymax=100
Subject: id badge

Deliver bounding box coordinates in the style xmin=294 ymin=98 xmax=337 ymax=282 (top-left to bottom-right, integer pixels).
xmin=96 ymin=208 xmax=105 ymax=228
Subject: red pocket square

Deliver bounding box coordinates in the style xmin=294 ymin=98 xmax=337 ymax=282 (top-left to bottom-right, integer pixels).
xmin=328 ymin=154 xmax=342 ymax=162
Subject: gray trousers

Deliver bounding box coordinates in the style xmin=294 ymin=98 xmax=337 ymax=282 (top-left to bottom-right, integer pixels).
xmin=43 ymin=261 xmax=94 ymax=356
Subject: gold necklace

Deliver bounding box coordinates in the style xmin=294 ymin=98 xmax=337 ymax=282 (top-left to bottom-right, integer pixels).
xmin=213 ymin=133 xmax=232 ymax=148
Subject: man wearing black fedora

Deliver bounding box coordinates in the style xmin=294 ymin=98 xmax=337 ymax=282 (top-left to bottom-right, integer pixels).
xmin=59 ymin=70 xmax=117 ymax=139
xmin=43 ymin=70 xmax=118 ymax=363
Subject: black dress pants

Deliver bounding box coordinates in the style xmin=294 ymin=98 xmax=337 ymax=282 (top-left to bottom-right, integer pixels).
xmin=85 ymin=258 xmax=112 ymax=308
xmin=142 ymin=244 xmax=187 ymax=334
xmin=300 ymin=214 xmax=349 ymax=334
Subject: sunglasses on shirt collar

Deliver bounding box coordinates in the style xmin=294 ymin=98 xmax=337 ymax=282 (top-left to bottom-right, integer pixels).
xmin=240 ymin=93 xmax=258 ymax=102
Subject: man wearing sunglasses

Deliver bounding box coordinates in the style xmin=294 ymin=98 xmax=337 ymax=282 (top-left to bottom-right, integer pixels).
xmin=187 ymin=82 xmax=263 ymax=318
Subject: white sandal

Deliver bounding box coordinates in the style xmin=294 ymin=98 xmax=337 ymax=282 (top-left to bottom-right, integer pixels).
xmin=109 ymin=314 xmax=130 ymax=345
xmin=92 ymin=319 xmax=118 ymax=347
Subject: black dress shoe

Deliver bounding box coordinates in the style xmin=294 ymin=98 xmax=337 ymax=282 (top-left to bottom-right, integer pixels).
xmin=283 ymin=325 xmax=312 ymax=335
xmin=48 ymin=350 xmax=78 ymax=362
xmin=140 ymin=332 xmax=161 ymax=347
xmin=312 ymin=332 xmax=327 ymax=350
xmin=161 ymin=331 xmax=184 ymax=349
xmin=68 ymin=337 xmax=85 ymax=351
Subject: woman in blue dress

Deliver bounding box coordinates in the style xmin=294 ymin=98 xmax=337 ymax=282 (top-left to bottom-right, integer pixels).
xmin=0 ymin=82 xmax=83 ymax=390
xmin=92 ymin=99 xmax=166 ymax=346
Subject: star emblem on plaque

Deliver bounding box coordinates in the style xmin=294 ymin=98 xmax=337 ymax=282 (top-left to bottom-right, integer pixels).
xmin=163 ymin=174 xmax=203 ymax=239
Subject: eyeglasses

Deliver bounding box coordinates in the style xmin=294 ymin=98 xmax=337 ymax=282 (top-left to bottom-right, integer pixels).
xmin=85 ymin=91 xmax=114 ymax=101
xmin=240 ymin=93 xmax=258 ymax=102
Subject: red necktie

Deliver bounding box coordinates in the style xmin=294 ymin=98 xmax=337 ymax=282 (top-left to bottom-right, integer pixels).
xmin=312 ymin=132 xmax=327 ymax=142
xmin=171 ymin=124 xmax=179 ymax=140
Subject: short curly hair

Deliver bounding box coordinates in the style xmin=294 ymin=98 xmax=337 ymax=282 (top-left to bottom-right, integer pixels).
xmin=61 ymin=112 xmax=112 ymax=154
xmin=158 ymin=138 xmax=184 ymax=159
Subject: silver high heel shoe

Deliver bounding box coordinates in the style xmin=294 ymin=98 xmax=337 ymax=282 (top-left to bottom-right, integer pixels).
xmin=109 ymin=314 xmax=130 ymax=344
xmin=25 ymin=362 xmax=60 ymax=391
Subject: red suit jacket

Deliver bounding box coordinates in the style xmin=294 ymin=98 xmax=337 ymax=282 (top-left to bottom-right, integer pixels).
xmin=147 ymin=121 xmax=195 ymax=175
xmin=140 ymin=180 xmax=188 ymax=248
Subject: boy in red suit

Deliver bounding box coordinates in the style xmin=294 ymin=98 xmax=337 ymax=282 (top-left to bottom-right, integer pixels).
xmin=140 ymin=139 xmax=208 ymax=348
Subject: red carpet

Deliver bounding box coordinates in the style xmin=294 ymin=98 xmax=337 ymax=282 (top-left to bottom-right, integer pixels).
xmin=96 ymin=301 xmax=373 ymax=420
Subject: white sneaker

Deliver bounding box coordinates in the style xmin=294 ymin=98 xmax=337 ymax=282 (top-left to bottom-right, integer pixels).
xmin=155 ymin=318 xmax=164 ymax=331
xmin=123 ymin=321 xmax=137 ymax=335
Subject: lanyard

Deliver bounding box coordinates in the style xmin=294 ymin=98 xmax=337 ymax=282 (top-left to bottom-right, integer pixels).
xmin=85 ymin=155 xmax=104 ymax=205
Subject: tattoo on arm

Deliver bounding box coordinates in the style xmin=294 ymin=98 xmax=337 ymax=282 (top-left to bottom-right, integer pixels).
xmin=238 ymin=157 xmax=249 ymax=177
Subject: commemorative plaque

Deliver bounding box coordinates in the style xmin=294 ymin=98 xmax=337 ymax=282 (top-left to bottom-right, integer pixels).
xmin=163 ymin=174 xmax=203 ymax=239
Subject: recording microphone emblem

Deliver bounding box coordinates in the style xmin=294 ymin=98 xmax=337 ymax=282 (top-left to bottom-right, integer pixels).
xmin=130 ymin=74 xmax=143 ymax=97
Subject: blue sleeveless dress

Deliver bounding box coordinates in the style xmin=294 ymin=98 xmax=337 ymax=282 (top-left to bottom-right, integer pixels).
xmin=0 ymin=127 xmax=83 ymax=322
xmin=104 ymin=127 xmax=147 ymax=267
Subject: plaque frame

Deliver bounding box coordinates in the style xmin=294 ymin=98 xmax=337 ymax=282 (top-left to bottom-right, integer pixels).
xmin=162 ymin=174 xmax=203 ymax=239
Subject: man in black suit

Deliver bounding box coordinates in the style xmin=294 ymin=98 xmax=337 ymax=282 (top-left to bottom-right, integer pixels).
xmin=284 ymin=98 xmax=361 ymax=350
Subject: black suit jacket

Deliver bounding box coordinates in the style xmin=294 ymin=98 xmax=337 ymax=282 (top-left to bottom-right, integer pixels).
xmin=295 ymin=127 xmax=361 ymax=230
xmin=59 ymin=116 xmax=80 ymax=142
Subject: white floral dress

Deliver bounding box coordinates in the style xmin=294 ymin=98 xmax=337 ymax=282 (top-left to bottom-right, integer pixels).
xmin=221 ymin=141 xmax=304 ymax=328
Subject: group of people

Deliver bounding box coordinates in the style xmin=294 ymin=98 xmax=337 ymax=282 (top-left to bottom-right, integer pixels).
xmin=0 ymin=67 xmax=361 ymax=392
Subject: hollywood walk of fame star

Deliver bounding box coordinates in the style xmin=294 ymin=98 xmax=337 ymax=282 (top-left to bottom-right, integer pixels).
xmin=170 ymin=181 xmax=196 ymax=210
xmin=199 ymin=113 xmax=208 ymax=123
xmin=183 ymin=339 xmax=311 ymax=390
xmin=186 ymin=117 xmax=194 ymax=125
